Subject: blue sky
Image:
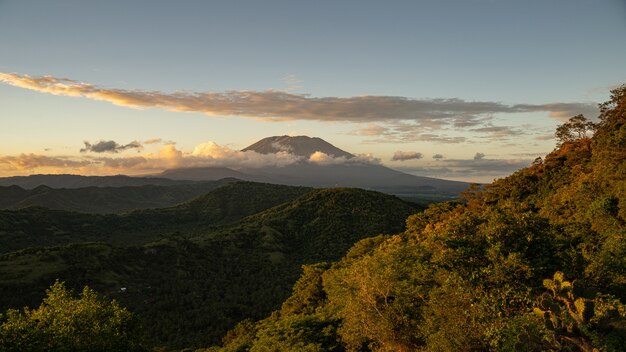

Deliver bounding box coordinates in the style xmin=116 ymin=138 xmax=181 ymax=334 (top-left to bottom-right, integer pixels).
xmin=1 ymin=0 xmax=625 ymax=181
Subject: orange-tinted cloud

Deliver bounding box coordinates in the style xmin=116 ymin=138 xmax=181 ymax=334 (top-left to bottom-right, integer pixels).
xmin=0 ymin=154 xmax=93 ymax=176
xmin=0 ymin=142 xmax=303 ymax=177
xmin=0 ymin=72 xmax=599 ymax=127
xmin=0 ymin=140 xmax=385 ymax=177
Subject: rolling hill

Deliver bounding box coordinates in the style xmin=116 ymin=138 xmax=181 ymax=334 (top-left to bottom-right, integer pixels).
xmin=0 ymin=174 xmax=194 ymax=189
xmin=0 ymin=180 xmax=235 ymax=213
xmin=0 ymin=181 xmax=420 ymax=348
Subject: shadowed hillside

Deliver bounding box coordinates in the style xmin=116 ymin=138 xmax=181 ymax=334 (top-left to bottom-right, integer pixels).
xmin=0 ymin=180 xmax=234 ymax=213
xmin=0 ymin=174 xmax=194 ymax=189
xmin=0 ymin=183 xmax=419 ymax=348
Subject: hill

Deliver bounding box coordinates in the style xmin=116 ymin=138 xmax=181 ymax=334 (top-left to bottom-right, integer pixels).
xmin=157 ymin=166 xmax=266 ymax=182
xmin=0 ymin=182 xmax=312 ymax=254
xmin=0 ymin=174 xmax=194 ymax=189
xmin=0 ymin=180 xmax=235 ymax=213
xmin=0 ymin=182 xmax=419 ymax=348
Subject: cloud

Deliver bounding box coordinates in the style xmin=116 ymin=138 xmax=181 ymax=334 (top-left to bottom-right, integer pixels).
xmin=354 ymin=153 xmax=381 ymax=165
xmin=432 ymin=154 xmax=444 ymax=160
xmin=80 ymin=140 xmax=143 ymax=153
xmin=1 ymin=139 xmax=388 ymax=177
xmin=392 ymin=151 xmax=423 ymax=161
xmin=309 ymin=151 xmax=346 ymax=165
xmin=189 ymin=141 xmax=302 ymax=169
xmin=0 ymin=154 xmax=91 ymax=170
xmin=516 ymin=103 xmax=600 ymax=122
xmin=470 ymin=125 xmax=524 ymax=139
xmin=535 ymin=133 xmax=555 ymax=141
xmin=352 ymin=124 xmax=391 ymax=136
xmin=308 ymin=151 xmax=381 ymax=166
xmin=92 ymin=156 xmax=148 ymax=169
xmin=474 ymin=152 xmax=485 ymax=160
xmin=352 ymin=123 xmax=468 ymax=144
xmin=143 ymin=138 xmax=163 ymax=144
xmin=270 ymin=141 xmax=294 ymax=153
xmin=395 ymin=157 xmax=533 ymax=183
xmin=418 ymin=134 xmax=467 ymax=144
xmin=0 ymin=72 xmax=599 ymax=128
xmin=281 ymin=74 xmax=303 ymax=91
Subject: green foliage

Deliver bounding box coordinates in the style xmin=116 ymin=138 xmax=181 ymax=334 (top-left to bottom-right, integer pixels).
xmin=532 ymin=272 xmax=626 ymax=351
xmin=0 ymin=280 xmax=143 ymax=351
xmin=0 ymin=184 xmax=417 ymax=349
xmin=249 ymin=313 xmax=342 ymax=352
xmin=280 ymin=263 xmax=330 ymax=316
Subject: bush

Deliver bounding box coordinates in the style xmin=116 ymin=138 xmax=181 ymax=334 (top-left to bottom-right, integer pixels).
xmin=0 ymin=280 xmax=144 ymax=351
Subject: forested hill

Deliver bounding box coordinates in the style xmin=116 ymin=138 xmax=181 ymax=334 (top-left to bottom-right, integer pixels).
xmin=214 ymin=86 xmax=626 ymax=351
xmin=0 ymin=183 xmax=419 ymax=348
xmin=0 ymin=180 xmax=234 ymax=213
xmin=0 ymin=182 xmax=313 ymax=253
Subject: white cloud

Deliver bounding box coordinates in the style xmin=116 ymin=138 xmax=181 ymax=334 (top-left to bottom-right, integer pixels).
xmin=394 ymin=157 xmax=533 ymax=183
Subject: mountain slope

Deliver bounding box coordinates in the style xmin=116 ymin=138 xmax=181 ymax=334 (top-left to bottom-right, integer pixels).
xmin=244 ymin=162 xmax=469 ymax=195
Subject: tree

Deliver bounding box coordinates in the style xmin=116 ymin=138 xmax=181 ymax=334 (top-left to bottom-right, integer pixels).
xmin=0 ymin=280 xmax=144 ymax=351
xmin=555 ymin=114 xmax=596 ymax=145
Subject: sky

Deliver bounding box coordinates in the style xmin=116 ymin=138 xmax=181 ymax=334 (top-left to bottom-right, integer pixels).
xmin=0 ymin=0 xmax=625 ymax=182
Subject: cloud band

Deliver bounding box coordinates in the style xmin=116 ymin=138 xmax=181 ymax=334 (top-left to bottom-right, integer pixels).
xmin=0 ymin=73 xmax=599 ymax=127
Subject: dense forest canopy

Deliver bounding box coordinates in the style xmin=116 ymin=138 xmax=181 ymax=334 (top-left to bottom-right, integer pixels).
xmin=0 ymin=183 xmax=418 ymax=349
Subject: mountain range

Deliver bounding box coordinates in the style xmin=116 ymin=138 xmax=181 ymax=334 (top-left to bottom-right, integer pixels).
xmin=0 ymin=136 xmax=470 ymax=203
xmin=165 ymin=136 xmax=470 ymax=199
xmin=0 ymin=180 xmax=235 ymax=214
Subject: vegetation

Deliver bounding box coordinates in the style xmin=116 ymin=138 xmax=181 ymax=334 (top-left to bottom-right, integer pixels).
xmin=0 ymin=183 xmax=418 ymax=348
xmin=214 ymin=86 xmax=626 ymax=351
xmin=0 ymin=280 xmax=143 ymax=351
xmin=0 ymin=182 xmax=312 ymax=253
xmin=0 ymin=179 xmax=234 ymax=213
